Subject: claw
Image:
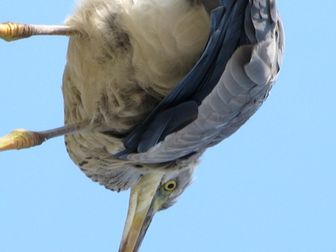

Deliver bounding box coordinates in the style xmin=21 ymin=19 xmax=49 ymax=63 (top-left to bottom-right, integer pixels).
xmin=0 ymin=129 xmax=45 ymax=151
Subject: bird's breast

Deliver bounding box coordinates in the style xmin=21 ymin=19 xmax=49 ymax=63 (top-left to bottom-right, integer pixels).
xmin=61 ymin=0 xmax=210 ymax=190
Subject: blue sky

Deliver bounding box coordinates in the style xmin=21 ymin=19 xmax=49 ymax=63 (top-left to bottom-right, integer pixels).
xmin=0 ymin=1 xmax=335 ymax=252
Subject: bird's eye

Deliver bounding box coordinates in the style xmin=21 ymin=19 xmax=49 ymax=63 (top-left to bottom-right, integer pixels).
xmin=163 ymin=180 xmax=177 ymax=192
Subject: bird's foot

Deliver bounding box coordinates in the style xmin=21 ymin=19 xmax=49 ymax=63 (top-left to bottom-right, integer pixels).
xmin=0 ymin=22 xmax=33 ymax=41
xmin=0 ymin=129 xmax=45 ymax=151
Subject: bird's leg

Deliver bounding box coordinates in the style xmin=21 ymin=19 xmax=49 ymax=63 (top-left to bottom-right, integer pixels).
xmin=0 ymin=121 xmax=89 ymax=151
xmin=0 ymin=22 xmax=79 ymax=42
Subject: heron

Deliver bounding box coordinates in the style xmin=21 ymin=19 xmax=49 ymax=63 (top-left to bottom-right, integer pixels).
xmin=0 ymin=0 xmax=283 ymax=251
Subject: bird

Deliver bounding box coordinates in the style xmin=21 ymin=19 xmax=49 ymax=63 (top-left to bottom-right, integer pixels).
xmin=0 ymin=0 xmax=284 ymax=251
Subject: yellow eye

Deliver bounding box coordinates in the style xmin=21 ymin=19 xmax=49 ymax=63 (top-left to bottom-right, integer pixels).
xmin=163 ymin=180 xmax=177 ymax=192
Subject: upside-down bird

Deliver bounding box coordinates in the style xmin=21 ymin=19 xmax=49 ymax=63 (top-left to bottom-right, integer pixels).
xmin=0 ymin=0 xmax=283 ymax=251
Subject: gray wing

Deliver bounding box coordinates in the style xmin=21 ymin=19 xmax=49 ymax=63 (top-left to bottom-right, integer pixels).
xmin=124 ymin=0 xmax=284 ymax=163
xmin=120 ymin=0 xmax=251 ymax=154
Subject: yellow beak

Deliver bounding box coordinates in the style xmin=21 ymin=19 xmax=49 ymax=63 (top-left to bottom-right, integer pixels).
xmin=119 ymin=173 xmax=164 ymax=252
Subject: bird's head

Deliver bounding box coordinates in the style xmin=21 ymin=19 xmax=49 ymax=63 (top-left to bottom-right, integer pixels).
xmin=119 ymin=166 xmax=194 ymax=252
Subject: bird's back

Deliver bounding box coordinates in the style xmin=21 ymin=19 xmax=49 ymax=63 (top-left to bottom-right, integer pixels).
xmin=62 ymin=0 xmax=210 ymax=190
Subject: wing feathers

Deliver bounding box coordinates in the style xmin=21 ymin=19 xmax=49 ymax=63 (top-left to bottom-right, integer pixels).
xmin=122 ymin=0 xmax=284 ymax=163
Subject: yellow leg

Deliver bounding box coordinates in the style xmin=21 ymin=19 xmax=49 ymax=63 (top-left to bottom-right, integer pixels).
xmin=0 ymin=22 xmax=79 ymax=42
xmin=0 ymin=129 xmax=45 ymax=151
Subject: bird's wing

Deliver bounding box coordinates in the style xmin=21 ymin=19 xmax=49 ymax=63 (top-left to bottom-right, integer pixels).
xmin=119 ymin=0 xmax=284 ymax=163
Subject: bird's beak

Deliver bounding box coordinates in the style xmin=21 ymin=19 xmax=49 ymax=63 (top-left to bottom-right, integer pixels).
xmin=119 ymin=173 xmax=164 ymax=252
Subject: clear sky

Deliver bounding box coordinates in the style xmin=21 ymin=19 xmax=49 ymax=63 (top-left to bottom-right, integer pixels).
xmin=0 ymin=1 xmax=335 ymax=252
